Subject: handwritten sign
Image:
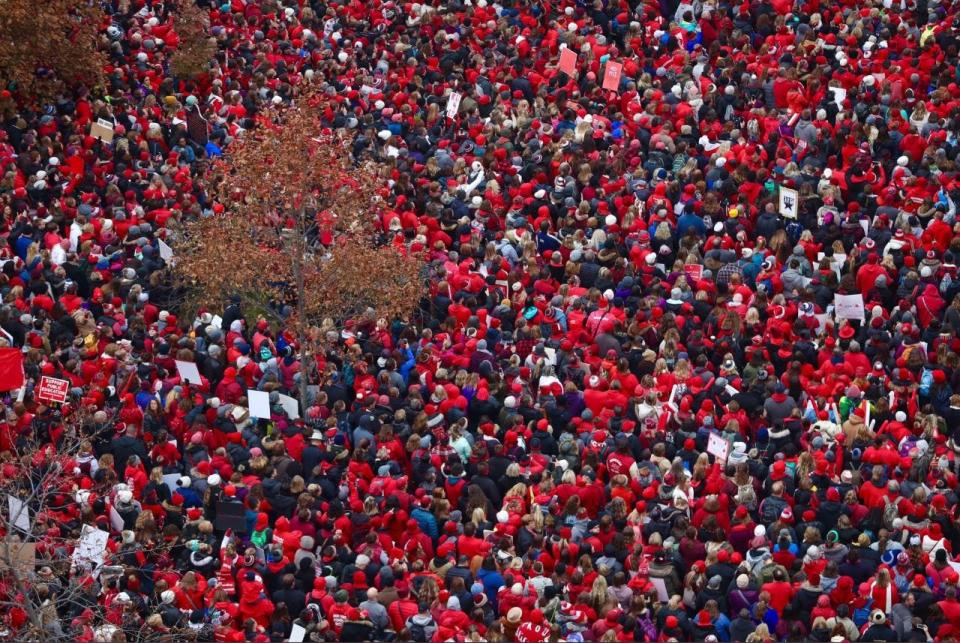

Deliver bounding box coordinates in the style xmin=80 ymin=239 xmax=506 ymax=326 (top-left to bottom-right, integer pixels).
xmin=707 ymin=433 xmax=729 ymax=463
xmin=446 ymin=92 xmax=462 ymax=119
xmin=834 ymin=294 xmax=865 ymax=322
xmin=72 ymin=525 xmax=109 ymax=574
xmin=90 ymin=118 xmax=115 ymax=143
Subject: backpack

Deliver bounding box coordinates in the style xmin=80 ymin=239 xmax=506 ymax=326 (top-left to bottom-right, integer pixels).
xmin=786 ymin=221 xmax=803 ymax=245
xmin=941 ymin=272 xmax=954 ymax=297
xmin=853 ymin=600 xmax=873 ymax=628
xmin=642 ymin=506 xmax=673 ymax=539
xmin=882 ymin=496 xmax=903 ymax=530
xmin=737 ymin=483 xmax=757 ymax=510
xmin=637 ymin=615 xmax=658 ymax=642
xmin=408 ymin=617 xmax=433 ymax=642
xmin=760 ymin=496 xmax=788 ymax=523
xmin=920 ymin=367 xmax=934 ymax=397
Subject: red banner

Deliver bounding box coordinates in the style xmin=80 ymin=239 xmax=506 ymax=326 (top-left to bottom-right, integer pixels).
xmin=0 ymin=348 xmax=24 ymax=392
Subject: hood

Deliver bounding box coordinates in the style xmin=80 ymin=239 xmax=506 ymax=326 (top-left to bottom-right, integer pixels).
xmin=410 ymin=614 xmax=434 ymax=626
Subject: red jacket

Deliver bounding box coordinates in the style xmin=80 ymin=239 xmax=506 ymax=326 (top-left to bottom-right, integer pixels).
xmin=388 ymin=598 xmax=418 ymax=631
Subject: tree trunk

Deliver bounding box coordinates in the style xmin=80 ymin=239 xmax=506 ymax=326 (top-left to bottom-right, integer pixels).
xmin=291 ymin=212 xmax=312 ymax=413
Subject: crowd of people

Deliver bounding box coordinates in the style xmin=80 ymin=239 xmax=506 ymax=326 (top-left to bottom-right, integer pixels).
xmin=2 ymin=0 xmax=960 ymax=641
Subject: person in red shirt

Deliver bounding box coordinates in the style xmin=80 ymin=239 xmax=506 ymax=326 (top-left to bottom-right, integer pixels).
xmin=236 ymin=581 xmax=274 ymax=629
xmin=387 ymin=582 xmax=418 ymax=632
xmin=761 ymin=568 xmax=795 ymax=614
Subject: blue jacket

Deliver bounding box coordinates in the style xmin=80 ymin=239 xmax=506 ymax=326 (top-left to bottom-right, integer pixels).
xmin=477 ymin=567 xmax=505 ymax=610
xmin=677 ymin=212 xmax=707 ymax=238
xmin=410 ymin=506 xmax=438 ymax=541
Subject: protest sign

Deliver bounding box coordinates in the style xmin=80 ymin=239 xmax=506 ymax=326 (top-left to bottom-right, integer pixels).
xmin=36 ymin=376 xmax=69 ymax=403
xmin=834 ymin=294 xmax=865 ymax=321
xmin=7 ymin=496 xmax=29 ymax=533
xmin=248 ymin=390 xmax=271 ymax=419
xmin=175 ymin=360 xmax=202 ymax=385
xmin=0 ymin=539 xmax=34 ymax=576
xmin=90 ymin=118 xmax=115 ymax=143
xmin=215 ymin=501 xmax=247 ymax=532
xmin=158 ymin=238 xmax=175 ymax=263
xmin=602 ymin=61 xmax=623 ymax=90
xmin=559 ymin=48 xmax=578 ymax=76
xmin=446 ymin=92 xmax=462 ymax=119
xmin=162 ymin=473 xmax=181 ymax=494
xmin=683 ymin=264 xmax=703 ymax=282
xmin=73 ymin=525 xmax=109 ymax=574
xmin=707 ymin=433 xmax=729 ymax=463
xmin=779 ymin=186 xmax=799 ymax=218
xmin=277 ymin=394 xmax=300 ymax=419
xmin=651 ymin=577 xmax=669 ymax=602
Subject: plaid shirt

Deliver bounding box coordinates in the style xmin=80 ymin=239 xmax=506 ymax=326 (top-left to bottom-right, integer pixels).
xmin=716 ymin=260 xmax=743 ymax=287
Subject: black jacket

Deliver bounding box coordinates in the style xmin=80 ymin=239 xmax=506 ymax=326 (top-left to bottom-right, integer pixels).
xmin=861 ymin=623 xmax=897 ymax=641
xmin=111 ymin=435 xmax=149 ymax=472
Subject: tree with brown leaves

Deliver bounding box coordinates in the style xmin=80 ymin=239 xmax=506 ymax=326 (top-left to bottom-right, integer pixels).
xmin=0 ymin=0 xmax=105 ymax=98
xmin=173 ymin=97 xmax=425 ymax=408
xmin=169 ymin=0 xmax=218 ymax=80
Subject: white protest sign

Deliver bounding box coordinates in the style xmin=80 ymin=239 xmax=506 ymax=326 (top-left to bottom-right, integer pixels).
xmin=109 ymin=505 xmax=124 ymax=532
xmin=830 ymin=86 xmax=846 ymax=108
xmin=7 ymin=496 xmax=30 ymax=533
xmin=290 ymin=624 xmax=307 ymax=643
xmin=707 ymin=433 xmax=729 ymax=463
xmin=779 ymin=186 xmax=799 ymax=219
xmin=175 ymin=360 xmax=202 ymax=385
xmin=818 ymin=252 xmax=846 ymax=280
xmin=666 ymin=384 xmax=679 ymax=412
xmin=650 ymin=577 xmax=669 ymax=602
xmin=158 ymin=238 xmax=174 ymax=263
xmin=277 ymin=394 xmax=300 ymax=420
xmin=814 ymin=314 xmax=829 ymax=335
xmin=162 ymin=473 xmax=181 ymax=494
xmin=247 ymin=390 xmax=272 ymax=419
xmin=834 ymin=294 xmax=865 ymax=321
xmin=446 ymin=92 xmax=462 ymax=119
xmin=72 ymin=525 xmax=109 ymax=573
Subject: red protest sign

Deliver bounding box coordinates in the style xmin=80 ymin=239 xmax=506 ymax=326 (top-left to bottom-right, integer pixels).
xmin=559 ymin=48 xmax=578 ymax=76
xmin=602 ymin=61 xmax=623 ymax=91
xmin=37 ymin=376 xmax=69 ymax=404
xmin=683 ymin=264 xmax=703 ymax=282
